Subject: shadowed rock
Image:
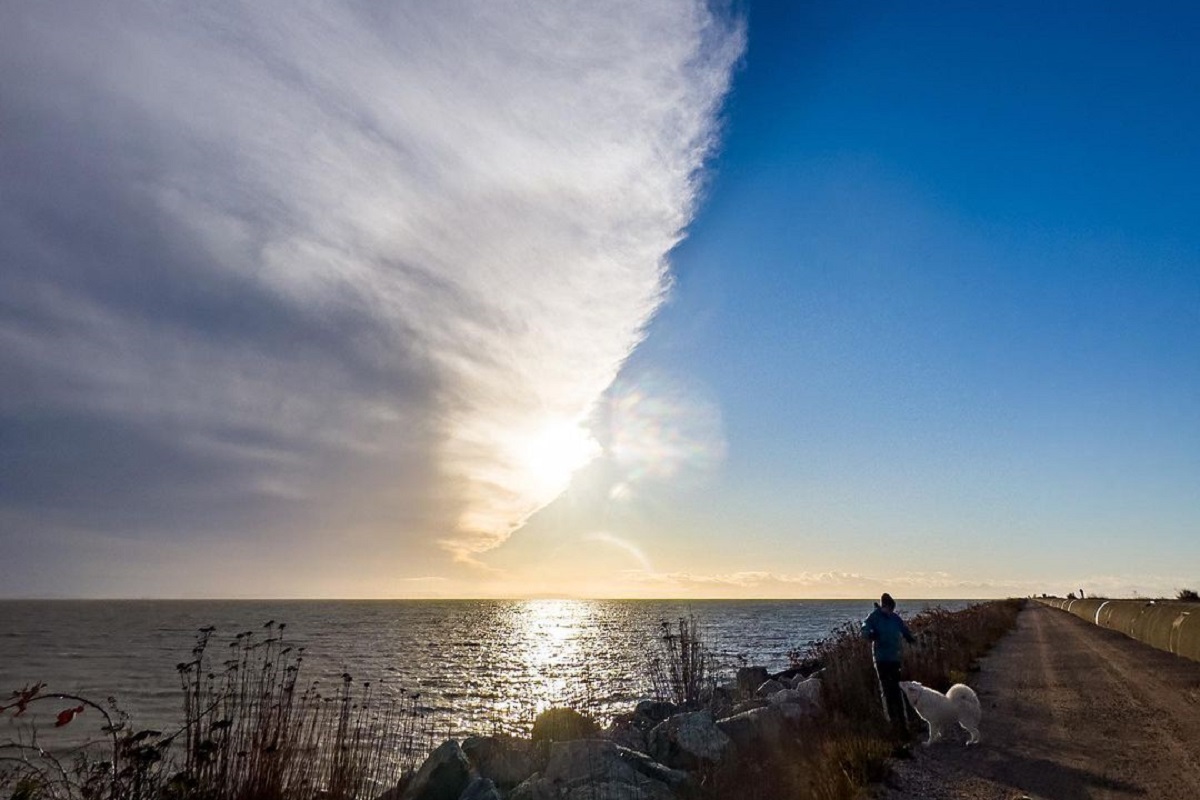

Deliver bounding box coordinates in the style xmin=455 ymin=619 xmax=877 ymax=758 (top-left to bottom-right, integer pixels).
xmin=401 ymin=739 xmax=470 ymax=800
xmin=716 ymin=705 xmax=800 ymax=755
xmin=462 ymin=735 xmax=538 ymax=789
xmin=647 ymin=710 xmax=731 ymax=770
xmin=458 ymin=776 xmax=503 ymax=800
xmin=634 ymin=699 xmax=676 ymax=725
xmin=736 ymin=666 xmax=770 ymax=698
xmin=510 ymin=739 xmax=687 ymax=800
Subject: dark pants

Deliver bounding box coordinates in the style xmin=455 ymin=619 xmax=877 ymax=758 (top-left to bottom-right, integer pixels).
xmin=874 ymin=660 xmax=908 ymax=736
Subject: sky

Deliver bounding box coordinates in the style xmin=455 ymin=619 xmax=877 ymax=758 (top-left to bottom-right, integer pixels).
xmin=1 ymin=1 xmax=1197 ymax=600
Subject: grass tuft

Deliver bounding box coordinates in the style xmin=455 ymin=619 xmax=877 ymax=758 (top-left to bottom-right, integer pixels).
xmin=646 ymin=615 xmax=716 ymax=708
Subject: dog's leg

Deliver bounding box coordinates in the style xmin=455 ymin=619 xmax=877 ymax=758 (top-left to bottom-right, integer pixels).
xmin=961 ymin=722 xmax=980 ymax=745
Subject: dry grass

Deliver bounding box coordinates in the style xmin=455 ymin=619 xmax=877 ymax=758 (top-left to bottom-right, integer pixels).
xmin=705 ymin=599 xmax=1024 ymax=800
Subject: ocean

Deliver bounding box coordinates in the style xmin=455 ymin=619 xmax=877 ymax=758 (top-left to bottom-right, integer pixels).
xmin=1 ymin=598 xmax=970 ymax=741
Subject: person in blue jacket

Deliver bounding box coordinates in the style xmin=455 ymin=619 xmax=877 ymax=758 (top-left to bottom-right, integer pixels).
xmin=861 ymin=592 xmax=917 ymax=737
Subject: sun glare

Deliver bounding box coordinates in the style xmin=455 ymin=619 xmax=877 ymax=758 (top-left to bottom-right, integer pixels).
xmin=514 ymin=419 xmax=599 ymax=498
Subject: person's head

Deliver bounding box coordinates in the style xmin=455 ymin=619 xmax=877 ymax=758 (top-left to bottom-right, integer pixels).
xmin=880 ymin=593 xmax=896 ymax=612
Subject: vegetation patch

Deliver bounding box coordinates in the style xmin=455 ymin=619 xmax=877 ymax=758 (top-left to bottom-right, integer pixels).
xmin=704 ymin=598 xmax=1025 ymax=800
xmin=2 ymin=622 xmax=432 ymax=800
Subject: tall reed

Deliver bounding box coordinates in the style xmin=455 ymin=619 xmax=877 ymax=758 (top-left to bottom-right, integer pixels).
xmin=646 ymin=616 xmax=715 ymax=708
xmin=2 ymin=622 xmax=438 ymax=800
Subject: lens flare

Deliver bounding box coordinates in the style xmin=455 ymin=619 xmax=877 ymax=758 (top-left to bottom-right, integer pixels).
xmin=602 ymin=374 xmax=726 ymax=496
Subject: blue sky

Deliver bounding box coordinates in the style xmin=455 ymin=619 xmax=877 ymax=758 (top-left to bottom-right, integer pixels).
xmin=607 ymin=1 xmax=1200 ymax=597
xmin=2 ymin=2 xmax=1196 ymax=598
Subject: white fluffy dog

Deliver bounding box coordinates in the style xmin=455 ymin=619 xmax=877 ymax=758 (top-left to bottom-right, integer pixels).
xmin=899 ymin=681 xmax=981 ymax=745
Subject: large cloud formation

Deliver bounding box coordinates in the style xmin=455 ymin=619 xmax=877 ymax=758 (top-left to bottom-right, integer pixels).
xmin=0 ymin=1 xmax=743 ymax=592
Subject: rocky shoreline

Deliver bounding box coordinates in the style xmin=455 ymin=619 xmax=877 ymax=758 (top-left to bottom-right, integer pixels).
xmin=385 ymin=666 xmax=824 ymax=800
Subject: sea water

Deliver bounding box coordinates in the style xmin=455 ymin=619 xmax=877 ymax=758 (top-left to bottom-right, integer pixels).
xmin=1 ymin=598 xmax=969 ymax=740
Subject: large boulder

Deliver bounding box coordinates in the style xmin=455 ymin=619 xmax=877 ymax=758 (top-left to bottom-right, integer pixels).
xmin=634 ymin=699 xmax=677 ymax=726
xmin=791 ymin=676 xmax=823 ymax=709
xmin=531 ymin=707 xmax=600 ymax=743
xmin=647 ymin=710 xmax=731 ymax=770
xmin=754 ymin=679 xmax=787 ymax=698
xmin=509 ymin=739 xmax=687 ymax=800
xmin=602 ymin=713 xmax=648 ymax=754
xmin=736 ymin=667 xmax=770 ymax=698
xmin=602 ymin=699 xmax=677 ymax=753
xmin=767 ymin=681 xmax=821 ymax=714
xmin=729 ymin=698 xmax=769 ymax=716
xmin=767 ymin=689 xmax=806 ymax=706
xmin=401 ymin=740 xmax=471 ymax=800
xmin=462 ymin=735 xmax=538 ymax=789
xmin=764 ymin=690 xmax=818 ymax=725
xmin=458 ymin=777 xmax=503 ymax=800
xmin=715 ymin=705 xmax=800 ymax=756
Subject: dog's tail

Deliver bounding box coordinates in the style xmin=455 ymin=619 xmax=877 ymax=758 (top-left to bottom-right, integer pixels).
xmin=946 ymin=683 xmax=980 ymax=711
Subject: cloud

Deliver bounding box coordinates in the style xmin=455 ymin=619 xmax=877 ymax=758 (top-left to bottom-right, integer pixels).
xmin=0 ymin=1 xmax=744 ymax=589
xmin=617 ymin=569 xmax=1070 ymax=598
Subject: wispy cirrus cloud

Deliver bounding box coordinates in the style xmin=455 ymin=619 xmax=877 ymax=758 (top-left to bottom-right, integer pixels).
xmin=0 ymin=1 xmax=744 ymax=592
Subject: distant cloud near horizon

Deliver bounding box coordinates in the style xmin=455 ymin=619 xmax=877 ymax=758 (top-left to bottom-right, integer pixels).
xmin=0 ymin=1 xmax=745 ymax=593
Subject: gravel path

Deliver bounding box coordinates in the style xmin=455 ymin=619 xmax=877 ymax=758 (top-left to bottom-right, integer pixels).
xmin=876 ymin=602 xmax=1200 ymax=799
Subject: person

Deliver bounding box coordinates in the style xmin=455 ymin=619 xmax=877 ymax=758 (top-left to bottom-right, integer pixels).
xmin=861 ymin=592 xmax=917 ymax=738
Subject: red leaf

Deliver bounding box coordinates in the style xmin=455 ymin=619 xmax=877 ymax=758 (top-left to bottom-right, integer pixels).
xmin=55 ymin=705 xmax=85 ymax=727
xmin=2 ymin=683 xmax=46 ymax=718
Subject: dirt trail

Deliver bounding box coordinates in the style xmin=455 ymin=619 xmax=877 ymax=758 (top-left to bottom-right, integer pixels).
xmin=878 ymin=603 xmax=1200 ymax=800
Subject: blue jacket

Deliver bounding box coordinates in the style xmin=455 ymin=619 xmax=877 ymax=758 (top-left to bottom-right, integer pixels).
xmin=861 ymin=606 xmax=916 ymax=663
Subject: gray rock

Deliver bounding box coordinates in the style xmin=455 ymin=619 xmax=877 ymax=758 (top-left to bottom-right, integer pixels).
xmin=647 ymin=710 xmax=731 ymax=769
xmin=791 ymin=676 xmax=822 ymax=708
xmin=462 ymin=735 xmax=538 ymax=789
xmin=715 ymin=705 xmax=798 ymax=754
xmin=755 ymin=679 xmax=787 ymax=697
xmin=458 ymin=777 xmax=502 ymax=800
xmin=767 ymin=688 xmax=811 ymax=706
xmin=510 ymin=739 xmax=687 ymax=800
xmin=402 ymin=740 xmax=471 ymax=800
xmin=773 ymin=702 xmax=808 ymax=723
xmin=542 ymin=740 xmax=683 ymax=786
xmin=601 ymin=716 xmax=648 ymax=754
xmin=729 ymin=698 xmax=769 ymax=716
xmin=560 ymin=785 xmax=674 ymax=800
xmin=508 ymin=776 xmax=553 ymax=800
xmin=634 ymin=699 xmax=676 ymax=725
xmin=736 ymin=666 xmax=770 ymax=698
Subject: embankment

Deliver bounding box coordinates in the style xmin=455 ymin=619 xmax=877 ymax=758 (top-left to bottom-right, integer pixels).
xmin=1038 ymin=597 xmax=1200 ymax=662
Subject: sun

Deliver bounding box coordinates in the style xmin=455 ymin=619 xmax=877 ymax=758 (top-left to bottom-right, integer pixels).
xmin=514 ymin=419 xmax=600 ymax=500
